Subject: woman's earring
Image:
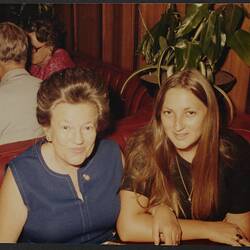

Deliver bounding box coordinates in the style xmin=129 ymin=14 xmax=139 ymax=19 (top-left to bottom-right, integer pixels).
xmin=49 ymin=46 xmax=53 ymax=56
xmin=46 ymin=135 xmax=52 ymax=143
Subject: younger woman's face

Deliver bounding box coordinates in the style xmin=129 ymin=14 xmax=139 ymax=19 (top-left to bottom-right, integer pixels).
xmin=161 ymin=87 xmax=207 ymax=160
xmin=28 ymin=32 xmax=52 ymax=65
xmin=44 ymin=102 xmax=98 ymax=169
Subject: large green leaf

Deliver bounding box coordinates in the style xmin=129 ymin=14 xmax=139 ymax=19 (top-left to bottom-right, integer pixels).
xmin=166 ymin=7 xmax=180 ymax=46
xmin=157 ymin=46 xmax=175 ymax=84
xmin=212 ymin=13 xmax=226 ymax=64
xmin=139 ymin=13 xmax=168 ymax=56
xmin=227 ymin=29 xmax=250 ymax=66
xmin=176 ymin=4 xmax=210 ymax=38
xmin=175 ymin=40 xmax=202 ymax=70
xmin=200 ymin=11 xmax=225 ymax=66
xmin=159 ymin=36 xmax=167 ymax=50
xmin=200 ymin=11 xmax=217 ymax=55
xmin=222 ymin=4 xmax=244 ymax=37
xmin=138 ymin=4 xmax=179 ymax=64
xmin=185 ymin=3 xmax=212 ymax=18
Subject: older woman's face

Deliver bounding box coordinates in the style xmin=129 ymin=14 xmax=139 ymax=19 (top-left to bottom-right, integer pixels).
xmin=28 ymin=32 xmax=52 ymax=65
xmin=44 ymin=102 xmax=98 ymax=169
xmin=161 ymin=87 xmax=207 ymax=160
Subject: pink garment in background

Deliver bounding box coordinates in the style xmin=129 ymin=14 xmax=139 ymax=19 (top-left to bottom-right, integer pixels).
xmin=30 ymin=48 xmax=75 ymax=80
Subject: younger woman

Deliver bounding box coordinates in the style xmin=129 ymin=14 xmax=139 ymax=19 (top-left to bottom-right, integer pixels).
xmin=117 ymin=69 xmax=250 ymax=246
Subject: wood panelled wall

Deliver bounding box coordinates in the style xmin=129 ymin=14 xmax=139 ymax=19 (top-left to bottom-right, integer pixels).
xmin=55 ymin=3 xmax=250 ymax=114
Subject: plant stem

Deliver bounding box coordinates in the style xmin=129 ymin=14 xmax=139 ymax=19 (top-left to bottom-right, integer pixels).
xmin=120 ymin=65 xmax=157 ymax=95
xmin=138 ymin=7 xmax=154 ymax=42
xmin=192 ymin=20 xmax=205 ymax=42
xmin=213 ymin=85 xmax=234 ymax=123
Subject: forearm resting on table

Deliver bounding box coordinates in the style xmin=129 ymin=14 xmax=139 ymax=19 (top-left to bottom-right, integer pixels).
xmin=117 ymin=204 xmax=176 ymax=242
xmin=117 ymin=211 xmax=155 ymax=242
xmin=117 ymin=190 xmax=163 ymax=242
xmin=118 ymin=217 xmax=237 ymax=242
xmin=118 ymin=189 xmax=185 ymax=244
xmin=177 ymin=219 xmax=212 ymax=240
xmin=178 ymin=216 xmax=250 ymax=244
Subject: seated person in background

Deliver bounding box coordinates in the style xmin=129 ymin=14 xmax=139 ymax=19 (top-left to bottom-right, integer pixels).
xmin=117 ymin=69 xmax=250 ymax=246
xmin=0 ymin=22 xmax=44 ymax=145
xmin=25 ymin=18 xmax=75 ymax=80
xmin=0 ymin=67 xmax=123 ymax=243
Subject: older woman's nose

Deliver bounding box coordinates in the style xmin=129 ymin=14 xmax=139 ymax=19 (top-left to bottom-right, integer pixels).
xmin=73 ymin=129 xmax=84 ymax=144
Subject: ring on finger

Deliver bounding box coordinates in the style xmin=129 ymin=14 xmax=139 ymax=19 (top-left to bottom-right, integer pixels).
xmin=236 ymin=233 xmax=243 ymax=242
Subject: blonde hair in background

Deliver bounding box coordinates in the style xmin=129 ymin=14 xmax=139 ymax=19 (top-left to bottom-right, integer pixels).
xmin=0 ymin=22 xmax=28 ymax=64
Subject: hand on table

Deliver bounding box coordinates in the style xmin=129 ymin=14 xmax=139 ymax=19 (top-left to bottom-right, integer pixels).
xmin=151 ymin=205 xmax=182 ymax=245
xmin=207 ymin=221 xmax=250 ymax=246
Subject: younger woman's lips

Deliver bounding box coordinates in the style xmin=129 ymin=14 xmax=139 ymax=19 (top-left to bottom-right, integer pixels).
xmin=174 ymin=133 xmax=188 ymax=140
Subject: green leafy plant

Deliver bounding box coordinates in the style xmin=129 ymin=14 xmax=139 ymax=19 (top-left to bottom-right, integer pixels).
xmin=121 ymin=3 xmax=250 ymax=96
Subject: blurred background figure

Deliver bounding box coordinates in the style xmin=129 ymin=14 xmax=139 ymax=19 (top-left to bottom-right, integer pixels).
xmin=25 ymin=17 xmax=75 ymax=80
xmin=0 ymin=22 xmax=43 ymax=144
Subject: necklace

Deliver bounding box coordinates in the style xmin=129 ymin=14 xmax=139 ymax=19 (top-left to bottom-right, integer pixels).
xmin=176 ymin=156 xmax=193 ymax=203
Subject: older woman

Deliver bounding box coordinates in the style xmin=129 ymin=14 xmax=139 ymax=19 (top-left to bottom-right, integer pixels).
xmin=0 ymin=67 xmax=123 ymax=243
xmin=26 ymin=18 xmax=75 ymax=80
xmin=117 ymin=69 xmax=250 ymax=246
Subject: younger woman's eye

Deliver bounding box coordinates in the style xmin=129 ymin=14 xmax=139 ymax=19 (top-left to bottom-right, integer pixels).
xmin=163 ymin=110 xmax=172 ymax=115
xmin=186 ymin=111 xmax=196 ymax=116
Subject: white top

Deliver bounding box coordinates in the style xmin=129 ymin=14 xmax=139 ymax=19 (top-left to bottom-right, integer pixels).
xmin=0 ymin=68 xmax=44 ymax=144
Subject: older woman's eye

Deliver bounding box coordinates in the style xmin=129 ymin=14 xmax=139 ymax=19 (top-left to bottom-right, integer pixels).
xmin=62 ymin=125 xmax=70 ymax=130
xmin=85 ymin=125 xmax=93 ymax=131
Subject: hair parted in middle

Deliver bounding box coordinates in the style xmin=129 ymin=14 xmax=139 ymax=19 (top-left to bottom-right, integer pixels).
xmin=123 ymin=69 xmax=227 ymax=220
xmin=36 ymin=67 xmax=110 ymax=132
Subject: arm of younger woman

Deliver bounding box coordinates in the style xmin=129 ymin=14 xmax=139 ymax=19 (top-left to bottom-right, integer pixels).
xmin=118 ymin=190 xmax=250 ymax=246
xmin=116 ymin=190 xmax=181 ymax=245
xmin=0 ymin=168 xmax=28 ymax=242
xmin=157 ymin=210 xmax=249 ymax=246
xmin=224 ymin=212 xmax=250 ymax=244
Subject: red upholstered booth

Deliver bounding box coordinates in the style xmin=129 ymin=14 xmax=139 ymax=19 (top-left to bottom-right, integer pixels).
xmin=0 ymin=55 xmax=154 ymax=185
xmin=0 ymin=55 xmax=250 ymax=186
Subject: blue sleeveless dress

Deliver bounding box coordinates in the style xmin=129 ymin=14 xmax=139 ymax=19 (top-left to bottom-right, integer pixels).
xmin=8 ymin=139 xmax=123 ymax=243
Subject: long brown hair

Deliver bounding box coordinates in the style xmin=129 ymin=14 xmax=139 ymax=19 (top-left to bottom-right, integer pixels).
xmin=124 ymin=69 xmax=222 ymax=219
